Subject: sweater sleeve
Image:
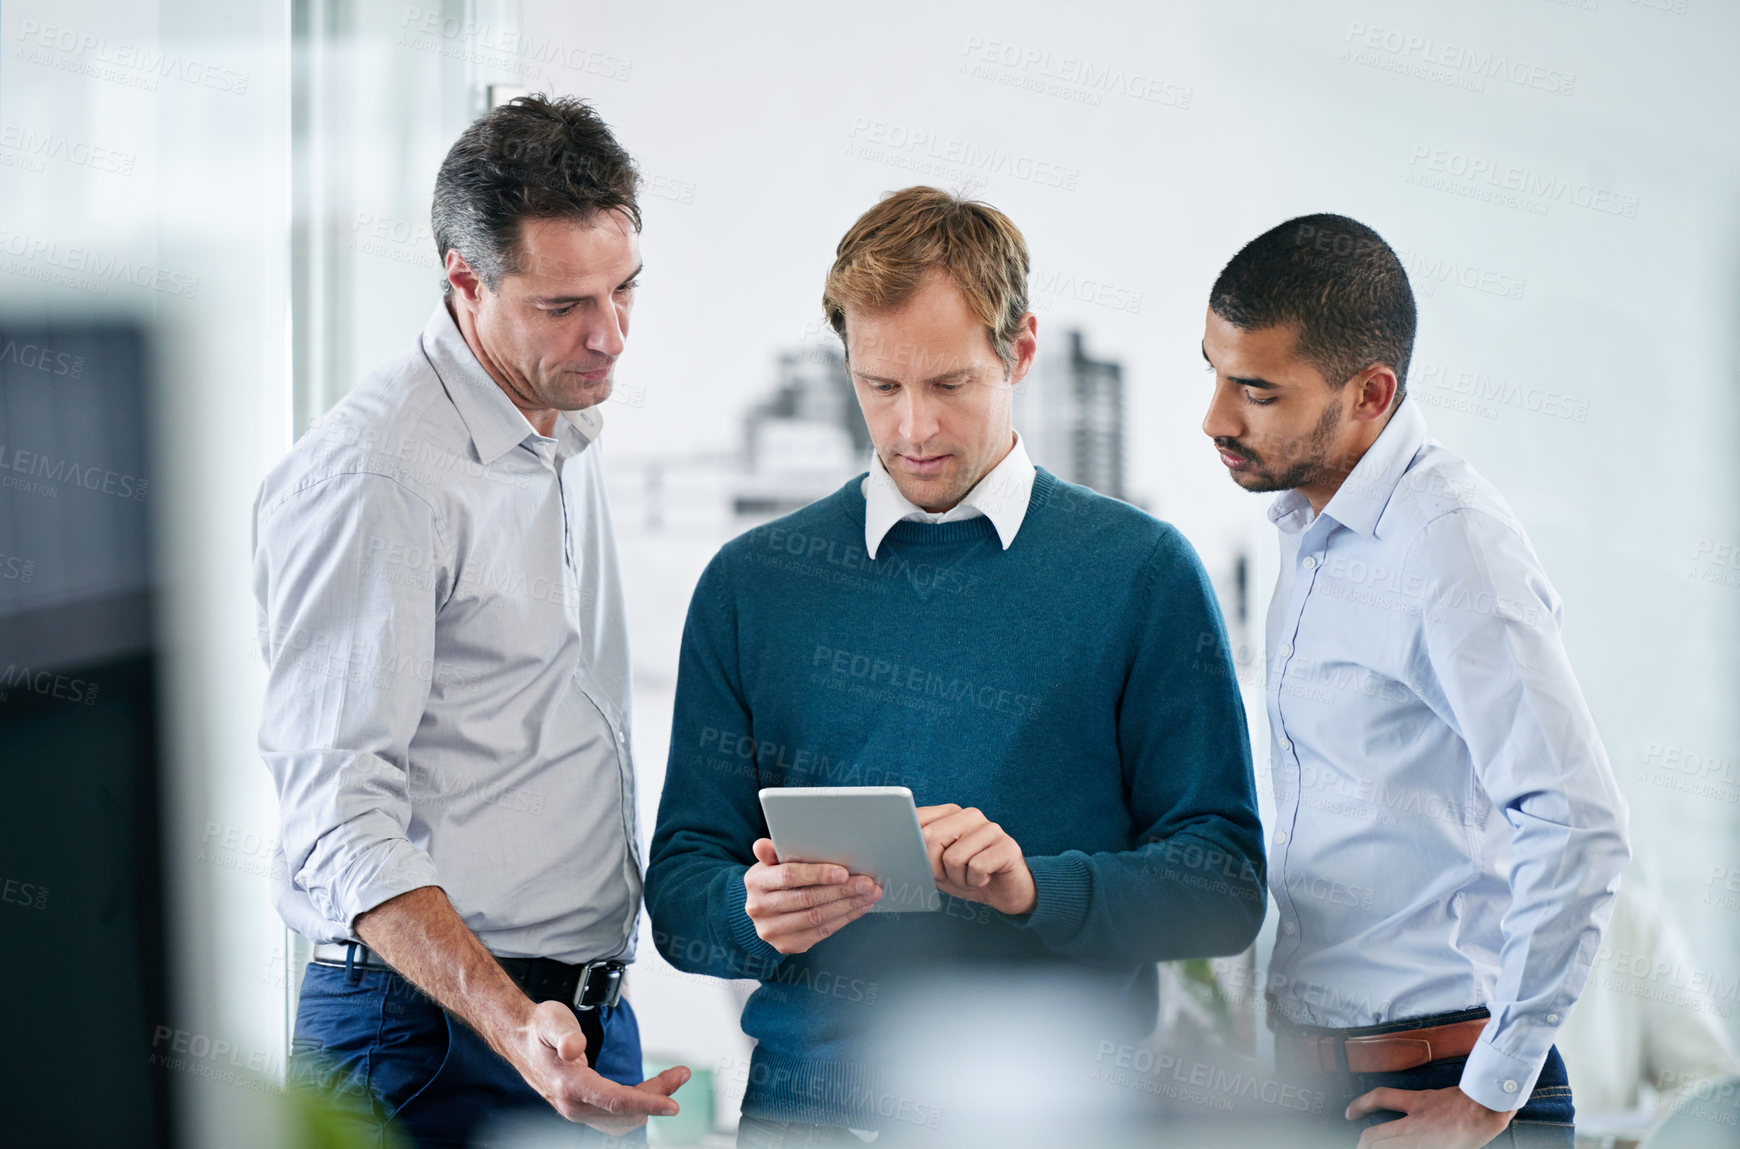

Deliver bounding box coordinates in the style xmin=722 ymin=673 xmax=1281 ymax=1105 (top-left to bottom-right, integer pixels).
xmin=1008 ymin=524 xmax=1267 ymax=963
xmin=645 ymin=550 xmax=789 ymax=981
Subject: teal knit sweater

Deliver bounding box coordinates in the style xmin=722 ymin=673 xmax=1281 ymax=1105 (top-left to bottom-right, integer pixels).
xmin=646 ymin=469 xmax=1265 ymax=1127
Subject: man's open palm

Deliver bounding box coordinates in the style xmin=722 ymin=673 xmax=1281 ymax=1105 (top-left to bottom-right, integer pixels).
xmin=512 ymin=999 xmax=689 ymax=1135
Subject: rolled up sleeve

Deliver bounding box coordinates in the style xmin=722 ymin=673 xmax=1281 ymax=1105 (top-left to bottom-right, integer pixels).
xmin=253 ymin=471 xmax=449 ymax=935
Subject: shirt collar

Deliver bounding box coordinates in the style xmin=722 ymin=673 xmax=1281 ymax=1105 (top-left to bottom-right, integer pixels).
xmin=421 ymin=302 xmax=604 ymax=466
xmin=1266 ymin=397 xmax=1428 ymax=539
xmin=861 ymin=431 xmax=1037 ymax=560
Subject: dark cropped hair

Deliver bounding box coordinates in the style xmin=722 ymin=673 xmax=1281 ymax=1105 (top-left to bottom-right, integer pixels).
xmin=1209 ymin=214 xmax=1416 ymax=399
xmin=431 ymin=94 xmax=641 ymax=295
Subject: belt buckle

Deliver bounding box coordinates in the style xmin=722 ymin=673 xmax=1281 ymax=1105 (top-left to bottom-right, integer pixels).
xmin=1284 ymin=1032 xmax=1314 ymax=1074
xmin=1295 ymin=1032 xmax=1340 ymax=1075
xmin=572 ymin=960 xmax=624 ymax=1012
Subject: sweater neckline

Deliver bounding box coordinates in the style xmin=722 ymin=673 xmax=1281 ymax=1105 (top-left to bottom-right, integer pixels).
xmin=836 ymin=468 xmax=1060 ymax=548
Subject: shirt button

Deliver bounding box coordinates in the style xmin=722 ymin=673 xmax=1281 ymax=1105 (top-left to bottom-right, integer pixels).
xmin=1274 ymin=830 xmax=1289 ymax=845
xmin=1302 ymin=555 xmax=1318 ymax=571
xmin=1278 ymin=642 xmax=1293 ymax=658
xmin=1283 ymin=921 xmax=1297 ymax=935
xmin=1502 ymin=1080 xmax=1519 ymax=1094
xmin=616 ymin=731 xmax=625 ymax=742
xmin=1279 ymin=738 xmax=1293 ymax=752
xmin=1546 ymin=1013 xmax=1559 ymax=1024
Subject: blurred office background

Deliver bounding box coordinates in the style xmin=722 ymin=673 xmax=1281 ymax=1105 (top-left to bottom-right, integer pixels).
xmin=1 ymin=0 xmax=1737 ymax=1145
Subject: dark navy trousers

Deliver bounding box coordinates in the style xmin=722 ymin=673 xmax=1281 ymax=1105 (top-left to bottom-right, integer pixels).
xmin=289 ymin=961 xmax=646 ymax=1148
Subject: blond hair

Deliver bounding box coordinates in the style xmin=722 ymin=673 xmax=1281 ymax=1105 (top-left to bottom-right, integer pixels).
xmin=822 ymin=186 xmax=1031 ymax=373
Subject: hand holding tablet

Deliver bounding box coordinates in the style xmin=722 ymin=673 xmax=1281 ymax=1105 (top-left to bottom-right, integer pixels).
xmin=741 ymin=837 xmax=885 ymax=956
xmin=751 ymin=787 xmax=940 ymax=958
xmin=746 ymin=787 xmax=1038 ymax=955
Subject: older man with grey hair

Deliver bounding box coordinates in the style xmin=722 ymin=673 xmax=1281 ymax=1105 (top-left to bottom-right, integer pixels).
xmin=254 ymin=95 xmax=687 ymax=1147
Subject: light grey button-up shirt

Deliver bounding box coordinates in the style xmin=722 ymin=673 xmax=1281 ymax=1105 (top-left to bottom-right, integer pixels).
xmin=1263 ymin=396 xmax=1629 ymax=1110
xmin=253 ymin=302 xmax=641 ymax=964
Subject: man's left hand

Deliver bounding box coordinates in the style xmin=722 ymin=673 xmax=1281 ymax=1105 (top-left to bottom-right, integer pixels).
xmin=916 ymin=804 xmax=1036 ymax=915
xmin=1346 ymin=1085 xmax=1514 ymax=1148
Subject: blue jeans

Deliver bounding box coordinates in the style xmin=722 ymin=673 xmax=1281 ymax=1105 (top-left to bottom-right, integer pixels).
xmin=289 ymin=961 xmax=645 ymax=1148
xmin=1328 ymin=1045 xmax=1574 ymax=1147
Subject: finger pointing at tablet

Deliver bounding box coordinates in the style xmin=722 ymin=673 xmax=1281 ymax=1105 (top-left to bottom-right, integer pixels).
xmin=744 ymin=838 xmax=883 ymax=955
xmin=917 ymin=804 xmax=1038 ymax=916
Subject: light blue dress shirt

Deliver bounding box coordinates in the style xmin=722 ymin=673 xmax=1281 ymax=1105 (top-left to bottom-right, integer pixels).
xmin=252 ymin=302 xmax=642 ymax=965
xmin=1263 ymin=396 xmax=1629 ymax=1111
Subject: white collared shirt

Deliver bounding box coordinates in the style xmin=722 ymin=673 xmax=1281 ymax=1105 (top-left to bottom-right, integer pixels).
xmin=1262 ymin=396 xmax=1629 ymax=1110
xmin=860 ymin=431 xmax=1036 ymax=559
xmin=252 ymin=302 xmax=642 ymax=964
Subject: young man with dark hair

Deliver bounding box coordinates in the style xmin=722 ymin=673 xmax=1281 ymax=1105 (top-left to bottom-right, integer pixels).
xmin=255 ymin=95 xmax=687 ymax=1145
xmin=1200 ymin=213 xmax=1629 ymax=1148
xmin=647 ymin=186 xmax=1267 ymax=1141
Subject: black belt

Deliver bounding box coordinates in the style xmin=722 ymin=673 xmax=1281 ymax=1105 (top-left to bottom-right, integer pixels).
xmin=497 ymin=955 xmax=627 ymax=1012
xmin=309 ymin=942 xmax=624 ymax=1071
xmin=309 ymin=942 xmax=626 ymax=1011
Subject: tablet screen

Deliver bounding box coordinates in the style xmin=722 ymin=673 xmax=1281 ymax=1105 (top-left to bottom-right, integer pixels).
xmin=758 ymin=785 xmax=941 ymax=913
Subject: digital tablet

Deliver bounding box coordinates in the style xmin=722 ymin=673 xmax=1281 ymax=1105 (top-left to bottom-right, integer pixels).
xmin=758 ymin=785 xmax=940 ymax=913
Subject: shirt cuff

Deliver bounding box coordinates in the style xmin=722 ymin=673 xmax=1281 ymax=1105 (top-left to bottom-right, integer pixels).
xmin=1004 ymin=853 xmax=1093 ymax=945
xmin=327 ymin=838 xmax=443 ymax=936
xmin=1459 ymin=1033 xmax=1549 ymax=1112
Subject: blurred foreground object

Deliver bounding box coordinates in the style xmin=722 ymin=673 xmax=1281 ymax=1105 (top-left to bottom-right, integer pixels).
xmin=0 ymin=320 xmax=170 ymax=1147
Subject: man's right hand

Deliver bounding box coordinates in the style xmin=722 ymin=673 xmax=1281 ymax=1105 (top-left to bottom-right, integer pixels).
xmin=356 ymin=886 xmax=689 ymax=1136
xmin=743 ymin=838 xmax=882 ymax=954
xmin=504 ymin=998 xmax=688 ymax=1134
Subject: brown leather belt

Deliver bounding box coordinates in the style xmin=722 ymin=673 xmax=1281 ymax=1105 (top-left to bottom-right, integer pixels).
xmin=1282 ymin=1017 xmax=1488 ymax=1075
